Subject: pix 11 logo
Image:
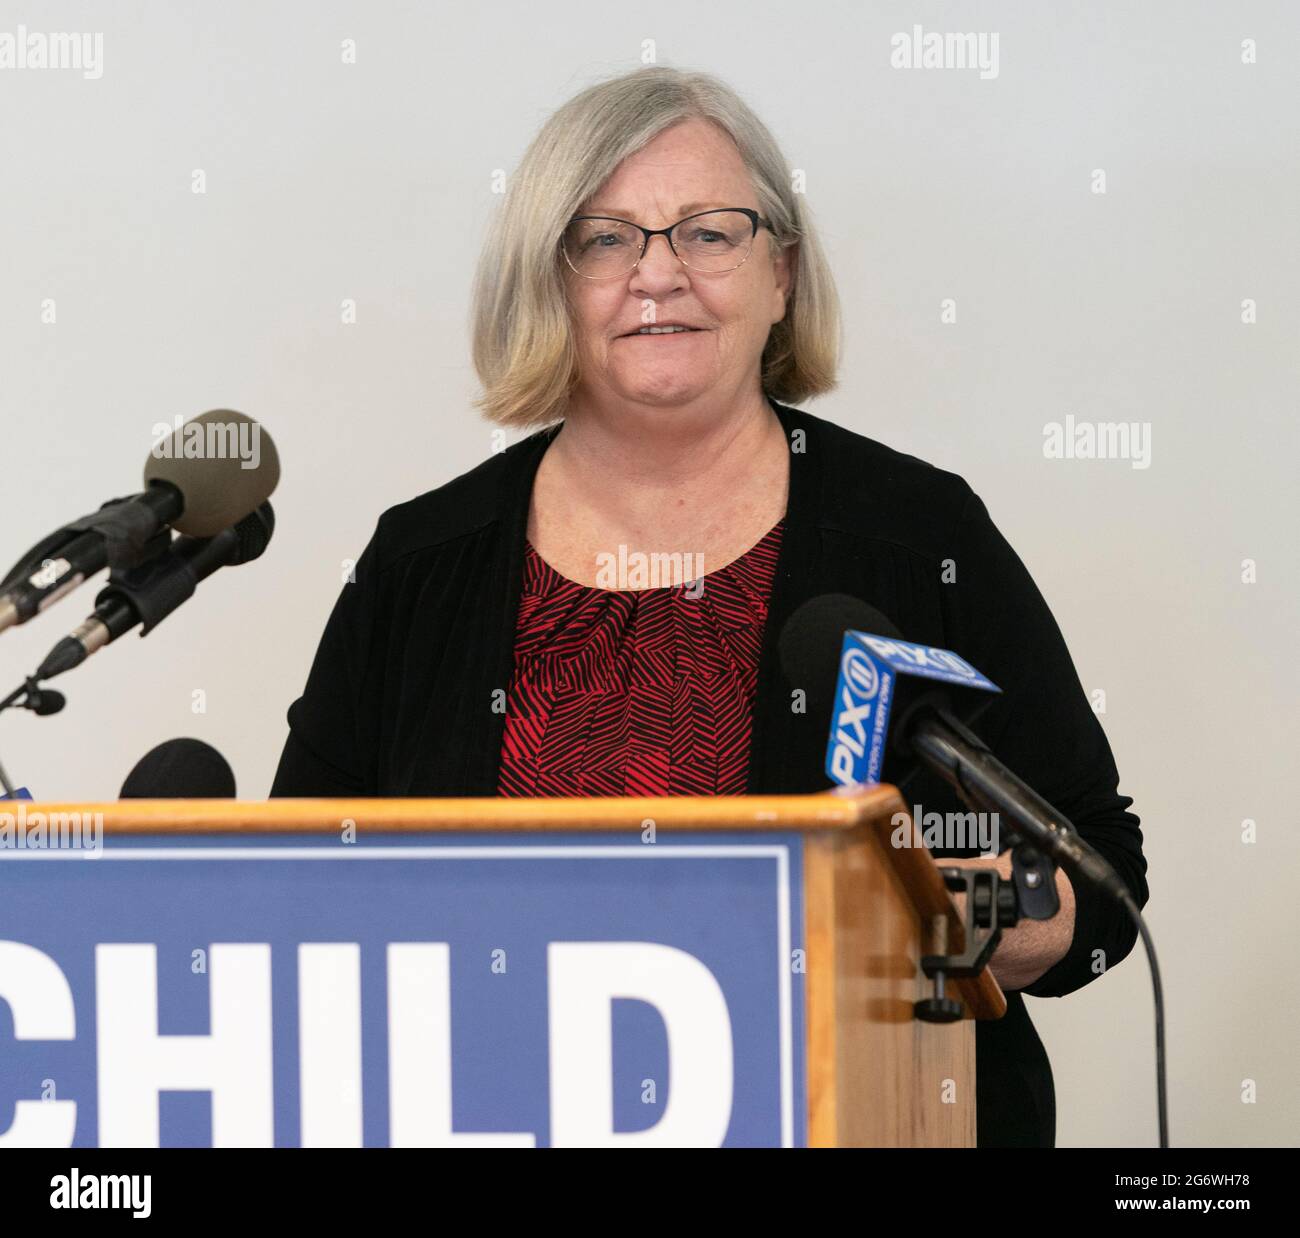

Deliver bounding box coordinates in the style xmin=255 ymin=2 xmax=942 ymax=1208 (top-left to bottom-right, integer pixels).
xmin=825 ymin=632 xmax=999 ymax=788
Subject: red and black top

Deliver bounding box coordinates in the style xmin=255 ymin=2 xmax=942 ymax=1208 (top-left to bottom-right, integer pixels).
xmin=497 ymin=522 xmax=785 ymax=798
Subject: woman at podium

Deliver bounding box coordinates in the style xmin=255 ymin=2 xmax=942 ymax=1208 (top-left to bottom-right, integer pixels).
xmin=271 ymin=66 xmax=1148 ymax=1149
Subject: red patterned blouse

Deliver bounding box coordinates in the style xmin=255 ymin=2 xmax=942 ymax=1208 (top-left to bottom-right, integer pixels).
xmin=497 ymin=522 xmax=785 ymax=798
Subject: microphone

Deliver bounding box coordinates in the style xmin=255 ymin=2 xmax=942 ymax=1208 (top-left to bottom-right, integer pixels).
xmin=19 ymin=684 xmax=65 ymax=716
xmin=34 ymin=503 xmax=275 ymax=681
xmin=780 ymin=594 xmax=1000 ymax=790
xmin=119 ymin=738 xmax=236 ymax=798
xmin=0 ymin=410 xmax=279 ymax=634
xmin=780 ymin=595 xmax=1127 ymax=899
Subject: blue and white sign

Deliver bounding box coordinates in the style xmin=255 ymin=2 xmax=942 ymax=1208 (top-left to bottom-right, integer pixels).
xmin=0 ymin=830 xmax=806 ymax=1148
xmin=825 ymin=630 xmax=1001 ymax=787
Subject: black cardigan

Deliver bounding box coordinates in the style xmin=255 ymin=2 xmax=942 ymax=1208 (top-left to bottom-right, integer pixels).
xmin=271 ymin=397 xmax=1149 ymax=1148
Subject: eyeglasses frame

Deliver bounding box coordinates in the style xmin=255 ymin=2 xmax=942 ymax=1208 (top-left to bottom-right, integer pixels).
xmin=560 ymin=207 xmax=777 ymax=279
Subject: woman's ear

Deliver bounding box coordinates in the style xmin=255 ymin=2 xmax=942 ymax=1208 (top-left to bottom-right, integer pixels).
xmin=772 ymin=240 xmax=797 ymax=322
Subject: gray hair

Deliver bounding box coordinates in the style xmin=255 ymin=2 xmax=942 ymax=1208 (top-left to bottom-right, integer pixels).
xmin=470 ymin=65 xmax=841 ymax=429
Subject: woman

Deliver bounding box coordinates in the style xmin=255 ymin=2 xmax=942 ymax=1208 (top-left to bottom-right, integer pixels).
xmin=271 ymin=66 xmax=1148 ymax=1148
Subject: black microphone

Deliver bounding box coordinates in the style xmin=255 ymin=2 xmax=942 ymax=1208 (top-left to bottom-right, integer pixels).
xmin=119 ymin=738 xmax=237 ymax=798
xmin=780 ymin=593 xmax=996 ymax=789
xmin=0 ymin=410 xmax=280 ymax=634
xmin=780 ymin=595 xmax=1127 ymax=899
xmin=21 ymin=684 xmax=66 ymax=716
xmin=0 ymin=677 xmax=67 ymax=721
xmin=35 ymin=503 xmax=274 ymax=681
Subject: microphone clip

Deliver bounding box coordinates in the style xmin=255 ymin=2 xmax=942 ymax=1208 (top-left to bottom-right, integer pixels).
xmin=915 ymin=866 xmax=1017 ymax=1022
xmin=19 ymin=676 xmax=67 ymax=717
xmin=914 ymin=838 xmax=1060 ymax=1023
xmin=0 ymin=675 xmax=67 ymax=719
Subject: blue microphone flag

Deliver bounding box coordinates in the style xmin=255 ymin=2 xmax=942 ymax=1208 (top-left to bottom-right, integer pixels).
xmin=824 ymin=631 xmax=1001 ymax=787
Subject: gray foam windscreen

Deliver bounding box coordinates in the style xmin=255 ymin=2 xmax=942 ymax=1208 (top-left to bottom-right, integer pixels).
xmin=142 ymin=409 xmax=280 ymax=536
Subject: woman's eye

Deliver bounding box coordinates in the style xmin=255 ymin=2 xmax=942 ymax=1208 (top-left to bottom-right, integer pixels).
xmin=683 ymin=228 xmax=727 ymax=246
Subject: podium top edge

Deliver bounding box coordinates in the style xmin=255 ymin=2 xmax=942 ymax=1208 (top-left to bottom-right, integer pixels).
xmin=3 ymin=788 xmax=907 ymax=833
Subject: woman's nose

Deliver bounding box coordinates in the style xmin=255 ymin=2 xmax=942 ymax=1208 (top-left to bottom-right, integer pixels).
xmin=630 ymin=233 xmax=688 ymax=290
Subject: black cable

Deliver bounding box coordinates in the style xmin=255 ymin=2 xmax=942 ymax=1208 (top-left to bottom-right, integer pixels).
xmin=1117 ymin=889 xmax=1168 ymax=1147
xmin=0 ymin=680 xmax=29 ymax=713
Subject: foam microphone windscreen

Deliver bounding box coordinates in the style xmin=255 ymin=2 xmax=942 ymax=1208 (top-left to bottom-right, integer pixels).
xmin=142 ymin=410 xmax=280 ymax=537
xmin=119 ymin=738 xmax=237 ymax=798
xmin=778 ymin=594 xmax=899 ymax=718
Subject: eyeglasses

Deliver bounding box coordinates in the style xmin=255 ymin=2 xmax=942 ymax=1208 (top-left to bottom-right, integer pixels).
xmin=561 ymin=208 xmax=775 ymax=278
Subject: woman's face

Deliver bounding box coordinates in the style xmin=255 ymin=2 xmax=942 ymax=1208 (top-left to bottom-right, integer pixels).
xmin=564 ymin=118 xmax=792 ymax=414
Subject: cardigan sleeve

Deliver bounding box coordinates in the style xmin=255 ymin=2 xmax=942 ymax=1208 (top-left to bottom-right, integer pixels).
xmin=940 ymin=487 xmax=1149 ymax=998
xmin=269 ymin=521 xmax=383 ymax=797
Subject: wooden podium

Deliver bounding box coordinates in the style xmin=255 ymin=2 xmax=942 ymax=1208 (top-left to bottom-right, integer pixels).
xmin=0 ymin=785 xmax=1004 ymax=1148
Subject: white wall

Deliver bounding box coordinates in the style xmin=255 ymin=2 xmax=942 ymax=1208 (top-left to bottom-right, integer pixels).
xmin=0 ymin=0 xmax=1295 ymax=1146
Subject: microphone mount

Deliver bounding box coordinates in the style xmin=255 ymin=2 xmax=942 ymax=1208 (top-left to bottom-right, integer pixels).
xmin=0 ymin=492 xmax=177 ymax=634
xmin=914 ymin=845 xmax=1060 ymax=1023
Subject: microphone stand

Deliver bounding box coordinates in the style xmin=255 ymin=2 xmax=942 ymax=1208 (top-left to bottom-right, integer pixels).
xmin=903 ymin=702 xmax=1169 ymax=1148
xmin=0 ymin=676 xmax=67 ymax=797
